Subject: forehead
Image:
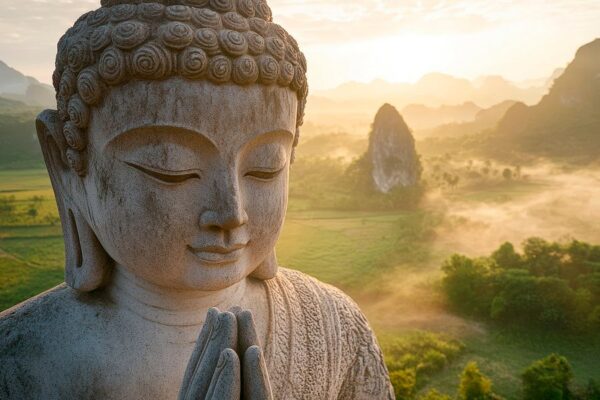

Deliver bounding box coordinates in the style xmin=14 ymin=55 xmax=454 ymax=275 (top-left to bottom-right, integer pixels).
xmin=89 ymin=78 xmax=298 ymax=150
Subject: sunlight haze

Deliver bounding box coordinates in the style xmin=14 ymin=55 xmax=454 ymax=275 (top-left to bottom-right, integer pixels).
xmin=1 ymin=0 xmax=599 ymax=90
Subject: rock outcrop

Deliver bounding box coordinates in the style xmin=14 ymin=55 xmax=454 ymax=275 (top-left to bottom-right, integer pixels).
xmin=367 ymin=103 xmax=420 ymax=193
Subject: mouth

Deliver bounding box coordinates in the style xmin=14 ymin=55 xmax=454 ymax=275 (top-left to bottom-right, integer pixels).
xmin=188 ymin=243 xmax=247 ymax=266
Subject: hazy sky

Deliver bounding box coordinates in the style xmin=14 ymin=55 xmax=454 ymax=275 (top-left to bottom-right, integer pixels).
xmin=1 ymin=0 xmax=599 ymax=90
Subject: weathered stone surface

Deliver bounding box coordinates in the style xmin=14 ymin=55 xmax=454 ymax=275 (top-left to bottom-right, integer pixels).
xmin=368 ymin=103 xmax=420 ymax=193
xmin=0 ymin=1 xmax=394 ymax=399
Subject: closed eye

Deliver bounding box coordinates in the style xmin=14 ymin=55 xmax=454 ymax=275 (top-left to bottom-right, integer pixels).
xmin=125 ymin=162 xmax=201 ymax=184
xmin=245 ymin=167 xmax=284 ymax=181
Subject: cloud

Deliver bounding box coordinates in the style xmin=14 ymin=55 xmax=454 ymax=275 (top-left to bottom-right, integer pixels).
xmin=0 ymin=0 xmax=97 ymax=81
xmin=272 ymin=0 xmax=498 ymax=45
xmin=0 ymin=0 xmax=598 ymax=89
xmin=271 ymin=0 xmax=600 ymax=46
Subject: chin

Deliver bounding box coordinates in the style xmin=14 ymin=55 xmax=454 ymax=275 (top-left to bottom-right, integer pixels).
xmin=181 ymin=254 xmax=253 ymax=292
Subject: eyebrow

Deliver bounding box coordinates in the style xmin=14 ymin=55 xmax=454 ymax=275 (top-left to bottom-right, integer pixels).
xmin=106 ymin=125 xmax=294 ymax=152
xmin=242 ymin=129 xmax=295 ymax=147
xmin=105 ymin=124 xmax=218 ymax=151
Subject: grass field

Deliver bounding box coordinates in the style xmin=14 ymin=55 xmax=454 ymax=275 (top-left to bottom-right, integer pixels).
xmin=0 ymin=168 xmax=599 ymax=398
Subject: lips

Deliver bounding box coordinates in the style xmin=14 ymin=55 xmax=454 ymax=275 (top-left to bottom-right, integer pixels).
xmin=188 ymin=243 xmax=247 ymax=265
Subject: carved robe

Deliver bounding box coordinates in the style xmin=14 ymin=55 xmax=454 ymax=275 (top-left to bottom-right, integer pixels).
xmin=0 ymin=268 xmax=394 ymax=399
xmin=263 ymin=269 xmax=395 ymax=400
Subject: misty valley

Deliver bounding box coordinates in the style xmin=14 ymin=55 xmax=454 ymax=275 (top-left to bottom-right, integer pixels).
xmin=0 ymin=38 xmax=599 ymax=399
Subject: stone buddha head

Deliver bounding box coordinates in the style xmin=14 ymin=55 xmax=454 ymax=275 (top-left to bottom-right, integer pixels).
xmin=36 ymin=0 xmax=308 ymax=293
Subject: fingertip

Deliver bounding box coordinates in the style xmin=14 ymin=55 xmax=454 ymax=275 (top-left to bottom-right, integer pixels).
xmin=239 ymin=309 xmax=255 ymax=324
xmin=220 ymin=310 xmax=237 ymax=328
xmin=244 ymin=344 xmax=262 ymax=361
xmin=217 ymin=311 xmax=238 ymax=348
xmin=219 ymin=348 xmax=240 ymax=367
xmin=207 ymin=307 xmax=220 ymax=321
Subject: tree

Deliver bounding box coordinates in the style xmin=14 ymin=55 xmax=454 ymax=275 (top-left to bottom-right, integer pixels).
xmin=442 ymin=255 xmax=492 ymax=316
xmin=502 ymin=168 xmax=513 ymax=180
xmin=522 ymin=354 xmax=573 ymax=400
xmin=389 ymin=369 xmax=416 ymax=400
xmin=458 ymin=362 xmax=494 ymax=400
xmin=522 ymin=237 xmax=562 ymax=277
xmin=491 ymin=242 xmax=522 ymax=269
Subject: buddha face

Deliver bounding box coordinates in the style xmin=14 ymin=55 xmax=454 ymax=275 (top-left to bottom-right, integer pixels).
xmin=75 ymin=79 xmax=297 ymax=291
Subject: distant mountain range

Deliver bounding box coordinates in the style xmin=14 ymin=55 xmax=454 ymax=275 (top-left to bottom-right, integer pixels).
xmin=419 ymin=100 xmax=518 ymax=139
xmin=0 ymin=62 xmax=49 ymax=169
xmin=401 ymin=102 xmax=483 ymax=131
xmin=317 ymin=73 xmax=548 ymax=107
xmin=479 ymin=39 xmax=600 ymax=162
xmin=0 ymin=61 xmax=55 ymax=108
xmin=420 ymin=39 xmax=600 ymax=163
xmin=303 ymin=71 xmax=558 ymax=137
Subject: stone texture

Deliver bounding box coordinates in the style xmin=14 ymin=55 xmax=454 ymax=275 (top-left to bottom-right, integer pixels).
xmin=368 ymin=103 xmax=420 ymax=193
xmin=0 ymin=1 xmax=393 ymax=398
xmin=0 ymin=269 xmax=393 ymax=399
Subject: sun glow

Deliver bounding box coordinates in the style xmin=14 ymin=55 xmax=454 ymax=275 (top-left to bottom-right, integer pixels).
xmin=0 ymin=0 xmax=599 ymax=90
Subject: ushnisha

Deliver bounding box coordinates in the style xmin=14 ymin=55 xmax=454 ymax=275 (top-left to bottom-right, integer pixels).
xmin=0 ymin=1 xmax=394 ymax=399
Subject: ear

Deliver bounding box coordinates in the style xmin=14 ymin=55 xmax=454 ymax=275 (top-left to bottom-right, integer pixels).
xmin=36 ymin=110 xmax=113 ymax=291
xmin=250 ymin=250 xmax=278 ymax=280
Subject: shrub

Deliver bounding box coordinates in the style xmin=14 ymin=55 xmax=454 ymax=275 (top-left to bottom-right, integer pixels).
xmin=390 ymin=369 xmax=416 ymax=400
xmin=522 ymin=354 xmax=573 ymax=400
xmin=382 ymin=332 xmax=464 ymax=399
xmin=417 ymin=350 xmax=447 ymax=375
xmin=441 ymin=255 xmax=492 ymax=317
xmin=418 ymin=389 xmax=452 ymax=400
xmin=458 ymin=362 xmax=494 ymax=400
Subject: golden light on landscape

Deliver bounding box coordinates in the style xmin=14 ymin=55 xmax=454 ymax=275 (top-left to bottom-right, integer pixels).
xmin=1 ymin=0 xmax=599 ymax=89
xmin=1 ymin=0 xmax=600 ymax=398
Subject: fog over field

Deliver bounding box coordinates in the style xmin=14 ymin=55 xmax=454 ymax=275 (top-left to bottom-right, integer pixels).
xmin=432 ymin=165 xmax=600 ymax=256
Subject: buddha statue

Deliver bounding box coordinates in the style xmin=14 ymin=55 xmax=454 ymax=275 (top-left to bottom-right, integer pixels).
xmin=0 ymin=1 xmax=394 ymax=399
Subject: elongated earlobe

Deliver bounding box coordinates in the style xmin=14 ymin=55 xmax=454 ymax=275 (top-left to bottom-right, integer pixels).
xmin=251 ymin=250 xmax=278 ymax=280
xmin=63 ymin=206 xmax=112 ymax=291
xmin=36 ymin=109 xmax=112 ymax=292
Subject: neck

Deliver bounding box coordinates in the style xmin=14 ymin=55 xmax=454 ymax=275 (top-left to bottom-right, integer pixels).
xmin=107 ymin=265 xmax=247 ymax=328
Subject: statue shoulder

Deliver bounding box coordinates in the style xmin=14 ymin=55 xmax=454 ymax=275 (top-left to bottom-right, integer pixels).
xmin=275 ymin=268 xmax=372 ymax=334
xmin=0 ymin=285 xmax=111 ymax=398
xmin=0 ymin=283 xmax=93 ymax=333
xmin=1 ymin=284 xmax=71 ymax=336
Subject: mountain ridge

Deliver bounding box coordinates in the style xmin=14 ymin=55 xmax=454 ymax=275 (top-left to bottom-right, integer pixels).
xmin=0 ymin=60 xmax=55 ymax=108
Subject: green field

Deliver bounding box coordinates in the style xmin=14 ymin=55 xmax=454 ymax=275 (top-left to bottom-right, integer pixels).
xmin=0 ymin=168 xmax=599 ymax=398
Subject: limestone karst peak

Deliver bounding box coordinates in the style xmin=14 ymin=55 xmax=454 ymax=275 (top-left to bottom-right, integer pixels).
xmin=367 ymin=104 xmax=421 ymax=193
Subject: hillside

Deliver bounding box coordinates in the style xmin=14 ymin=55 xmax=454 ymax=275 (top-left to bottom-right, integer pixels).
xmin=0 ymin=61 xmax=55 ymax=109
xmin=419 ymin=39 xmax=600 ymax=163
xmin=0 ymin=95 xmax=43 ymax=169
xmin=480 ymin=39 xmax=600 ymax=162
xmin=419 ymin=100 xmax=517 ymax=139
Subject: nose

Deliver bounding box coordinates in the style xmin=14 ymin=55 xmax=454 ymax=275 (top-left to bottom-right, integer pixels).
xmin=199 ymin=172 xmax=248 ymax=231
